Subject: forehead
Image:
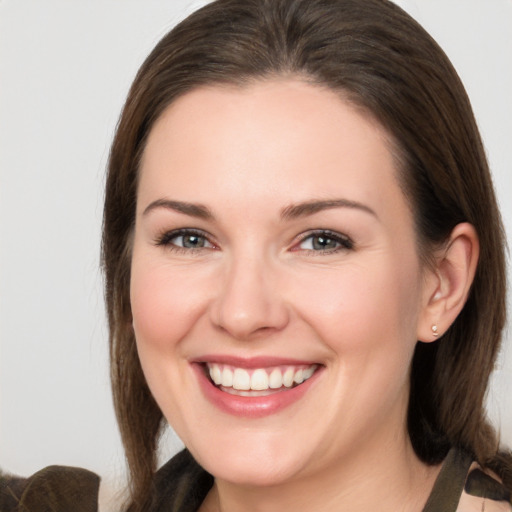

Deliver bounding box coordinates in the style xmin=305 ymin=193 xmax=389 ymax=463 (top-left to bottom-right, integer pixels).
xmin=143 ymin=79 xmax=391 ymax=163
xmin=138 ymin=79 xmax=410 ymax=226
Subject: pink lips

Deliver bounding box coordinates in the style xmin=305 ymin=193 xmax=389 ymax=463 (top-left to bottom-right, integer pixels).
xmin=191 ymin=356 xmax=322 ymax=418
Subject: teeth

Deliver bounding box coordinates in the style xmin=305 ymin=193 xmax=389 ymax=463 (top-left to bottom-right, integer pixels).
xmin=303 ymin=366 xmax=315 ymax=380
xmin=251 ymin=369 xmax=269 ymax=390
xmin=209 ymin=365 xmax=222 ymax=385
xmin=233 ymin=368 xmax=251 ymax=390
xmin=207 ymin=363 xmax=318 ymax=392
xmin=269 ymin=368 xmax=283 ymax=389
xmin=283 ymin=368 xmax=294 ymax=388
xmin=221 ymin=367 xmax=233 ymax=387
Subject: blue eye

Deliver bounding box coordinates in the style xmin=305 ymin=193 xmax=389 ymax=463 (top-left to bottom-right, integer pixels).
xmin=297 ymin=231 xmax=353 ymax=252
xmin=156 ymin=229 xmax=214 ymax=250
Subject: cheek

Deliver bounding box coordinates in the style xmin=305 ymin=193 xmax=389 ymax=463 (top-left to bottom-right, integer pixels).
xmin=129 ymin=258 xmax=213 ymax=421
xmin=130 ymin=259 xmax=210 ymax=353
xmin=289 ymin=256 xmax=422 ymax=357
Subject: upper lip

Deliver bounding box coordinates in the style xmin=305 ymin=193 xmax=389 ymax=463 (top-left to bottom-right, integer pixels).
xmin=190 ymin=354 xmax=319 ymax=369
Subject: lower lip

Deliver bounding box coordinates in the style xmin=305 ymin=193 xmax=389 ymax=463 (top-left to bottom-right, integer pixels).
xmin=193 ymin=364 xmax=322 ymax=418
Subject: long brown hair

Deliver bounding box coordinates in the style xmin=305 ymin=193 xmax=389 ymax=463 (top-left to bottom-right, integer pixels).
xmin=102 ymin=0 xmax=510 ymax=508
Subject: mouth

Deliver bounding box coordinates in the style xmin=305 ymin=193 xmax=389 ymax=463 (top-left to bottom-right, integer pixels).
xmin=204 ymin=362 xmax=319 ymax=397
xmin=192 ymin=356 xmax=323 ymax=417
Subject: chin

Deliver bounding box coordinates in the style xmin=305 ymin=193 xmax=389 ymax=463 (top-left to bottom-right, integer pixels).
xmin=186 ymin=431 xmax=311 ymax=487
xmin=201 ymin=453 xmax=304 ymax=487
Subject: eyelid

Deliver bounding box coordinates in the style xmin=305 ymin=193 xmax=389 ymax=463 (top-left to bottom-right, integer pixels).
xmin=154 ymin=228 xmax=217 ymax=250
xmin=153 ymin=227 xmax=352 ymax=254
xmin=291 ymin=229 xmax=354 ymax=252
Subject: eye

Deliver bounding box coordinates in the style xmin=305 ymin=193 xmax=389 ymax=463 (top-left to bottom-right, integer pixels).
xmin=155 ymin=229 xmax=215 ymax=251
xmin=295 ymin=230 xmax=353 ymax=252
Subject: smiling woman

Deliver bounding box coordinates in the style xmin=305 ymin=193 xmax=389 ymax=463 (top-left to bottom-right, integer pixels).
xmin=130 ymin=81 xmax=446 ymax=496
xmin=2 ymin=0 xmax=510 ymax=511
xmin=100 ymin=0 xmax=512 ymax=511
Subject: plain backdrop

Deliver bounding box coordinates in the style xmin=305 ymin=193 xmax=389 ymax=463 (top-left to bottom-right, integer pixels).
xmin=1 ymin=0 xmax=511 ymax=490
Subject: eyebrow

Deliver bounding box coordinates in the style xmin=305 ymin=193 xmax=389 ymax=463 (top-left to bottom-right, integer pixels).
xmin=142 ymin=198 xmax=377 ymax=221
xmin=280 ymin=199 xmax=377 ymax=220
xmin=142 ymin=199 xmax=214 ymax=220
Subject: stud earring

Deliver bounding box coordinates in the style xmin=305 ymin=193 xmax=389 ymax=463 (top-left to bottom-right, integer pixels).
xmin=432 ymin=325 xmax=439 ymax=337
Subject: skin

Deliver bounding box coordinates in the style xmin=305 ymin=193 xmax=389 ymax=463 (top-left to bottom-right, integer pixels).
xmin=130 ymin=79 xmax=477 ymax=511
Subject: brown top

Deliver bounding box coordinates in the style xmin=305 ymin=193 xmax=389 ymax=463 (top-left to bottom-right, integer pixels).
xmin=149 ymin=448 xmax=512 ymax=512
xmin=0 ymin=465 xmax=100 ymax=512
xmin=423 ymin=448 xmax=512 ymax=512
xmin=1 ymin=448 xmax=510 ymax=511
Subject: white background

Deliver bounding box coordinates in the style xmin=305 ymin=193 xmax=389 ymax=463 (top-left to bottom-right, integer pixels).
xmin=1 ymin=0 xmax=511 ymax=491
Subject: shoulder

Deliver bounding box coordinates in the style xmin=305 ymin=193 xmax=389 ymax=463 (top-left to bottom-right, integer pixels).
xmin=457 ymin=461 xmax=512 ymax=512
xmin=0 ymin=465 xmax=100 ymax=512
xmin=423 ymin=448 xmax=511 ymax=512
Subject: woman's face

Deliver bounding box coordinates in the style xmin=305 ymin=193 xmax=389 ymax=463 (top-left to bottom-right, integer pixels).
xmin=130 ymin=80 xmax=433 ymax=486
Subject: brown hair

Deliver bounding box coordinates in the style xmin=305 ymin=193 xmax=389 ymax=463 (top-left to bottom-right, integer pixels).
xmin=102 ymin=0 xmax=510 ymax=508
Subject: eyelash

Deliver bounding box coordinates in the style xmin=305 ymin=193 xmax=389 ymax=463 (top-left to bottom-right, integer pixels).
xmin=154 ymin=228 xmax=215 ymax=253
xmin=154 ymin=228 xmax=354 ymax=254
xmin=294 ymin=230 xmax=354 ymax=254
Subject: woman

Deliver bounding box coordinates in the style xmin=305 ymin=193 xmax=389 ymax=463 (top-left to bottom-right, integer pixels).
xmin=102 ymin=0 xmax=512 ymax=510
xmin=1 ymin=0 xmax=509 ymax=510
xmin=101 ymin=0 xmax=512 ymax=510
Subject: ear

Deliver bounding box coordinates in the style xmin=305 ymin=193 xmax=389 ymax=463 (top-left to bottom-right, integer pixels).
xmin=417 ymin=222 xmax=479 ymax=343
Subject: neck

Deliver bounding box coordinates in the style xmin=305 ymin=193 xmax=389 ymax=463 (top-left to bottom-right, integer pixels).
xmin=200 ymin=426 xmax=442 ymax=512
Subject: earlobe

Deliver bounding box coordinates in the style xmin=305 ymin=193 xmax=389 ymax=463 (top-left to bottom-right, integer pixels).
xmin=417 ymin=222 xmax=479 ymax=343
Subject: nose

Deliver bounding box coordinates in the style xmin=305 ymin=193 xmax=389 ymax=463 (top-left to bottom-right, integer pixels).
xmin=210 ymin=254 xmax=290 ymax=341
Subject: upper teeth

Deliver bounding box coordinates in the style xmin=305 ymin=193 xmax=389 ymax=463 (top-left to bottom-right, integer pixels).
xmin=207 ymin=363 xmax=317 ymax=391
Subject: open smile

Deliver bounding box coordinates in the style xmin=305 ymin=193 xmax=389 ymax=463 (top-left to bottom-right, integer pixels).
xmin=206 ymin=363 xmax=318 ymax=396
xmin=193 ymin=358 xmax=323 ymax=417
